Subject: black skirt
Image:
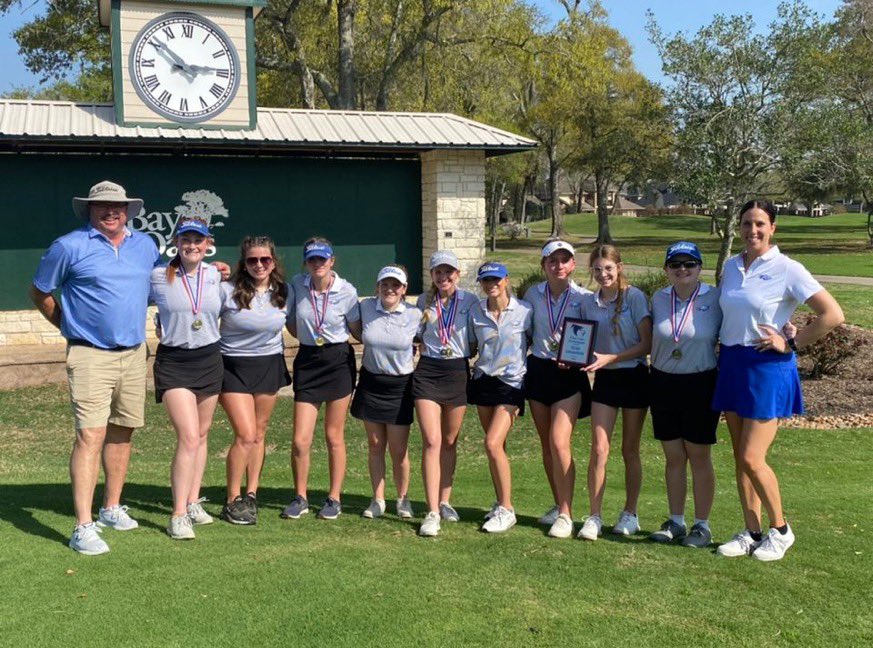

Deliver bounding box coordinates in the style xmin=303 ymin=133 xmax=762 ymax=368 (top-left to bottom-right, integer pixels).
xmin=350 ymin=367 xmax=415 ymax=425
xmin=650 ymin=368 xmax=719 ymax=444
xmin=292 ymin=342 xmax=357 ymax=403
xmin=467 ymin=374 xmax=526 ymax=416
xmin=154 ymin=342 xmax=223 ymax=403
xmin=591 ymin=364 xmax=650 ymax=409
xmin=412 ymin=356 xmax=469 ymax=406
xmin=221 ymin=353 xmax=291 ymax=395
xmin=524 ymin=355 xmax=592 ymax=419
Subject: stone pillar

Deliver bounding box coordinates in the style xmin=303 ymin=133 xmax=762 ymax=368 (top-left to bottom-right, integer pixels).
xmin=420 ymin=149 xmax=486 ymax=289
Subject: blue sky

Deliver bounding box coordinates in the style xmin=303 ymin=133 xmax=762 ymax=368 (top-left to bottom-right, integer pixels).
xmin=0 ymin=0 xmax=844 ymax=95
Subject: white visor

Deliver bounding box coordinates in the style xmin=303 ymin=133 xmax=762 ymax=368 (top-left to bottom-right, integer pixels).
xmin=377 ymin=266 xmax=408 ymax=285
xmin=541 ymin=240 xmax=575 ymax=258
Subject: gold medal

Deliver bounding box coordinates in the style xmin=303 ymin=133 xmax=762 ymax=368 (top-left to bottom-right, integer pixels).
xmin=315 ymin=336 xmax=326 ymax=347
xmin=670 ymin=348 xmax=682 ymax=360
xmin=192 ymin=319 xmax=203 ymax=331
xmin=440 ymin=347 xmax=453 ymax=358
xmin=548 ymin=339 xmax=559 ymax=352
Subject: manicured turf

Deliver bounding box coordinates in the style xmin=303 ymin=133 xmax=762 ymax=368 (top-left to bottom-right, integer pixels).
xmin=1 ymin=385 xmax=870 ymax=646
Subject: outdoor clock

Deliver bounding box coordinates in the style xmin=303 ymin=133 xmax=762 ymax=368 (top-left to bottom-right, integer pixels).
xmin=129 ymin=12 xmax=241 ymax=123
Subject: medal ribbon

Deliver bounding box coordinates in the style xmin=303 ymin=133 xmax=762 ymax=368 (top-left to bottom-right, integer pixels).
xmin=670 ymin=282 xmax=702 ymax=345
xmin=179 ymin=263 xmax=204 ymax=317
xmin=309 ymin=276 xmax=334 ymax=335
xmin=434 ymin=292 xmax=458 ymax=347
xmin=545 ymin=284 xmax=571 ymax=339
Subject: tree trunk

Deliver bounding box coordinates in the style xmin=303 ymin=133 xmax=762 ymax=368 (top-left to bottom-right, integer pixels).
xmin=490 ymin=181 xmax=504 ymax=252
xmin=867 ymin=210 xmax=873 ymax=247
xmin=594 ymin=171 xmax=613 ymax=244
xmin=337 ymin=1 xmax=357 ymax=109
xmin=714 ymin=199 xmax=737 ymax=282
xmin=520 ymin=176 xmax=531 ymax=227
xmin=548 ymin=145 xmax=563 ymax=238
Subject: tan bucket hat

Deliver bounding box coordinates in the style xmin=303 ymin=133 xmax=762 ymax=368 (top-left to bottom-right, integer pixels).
xmin=72 ymin=180 xmax=144 ymax=220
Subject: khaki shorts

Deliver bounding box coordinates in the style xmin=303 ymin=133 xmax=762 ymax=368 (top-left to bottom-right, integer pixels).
xmin=66 ymin=343 xmax=147 ymax=430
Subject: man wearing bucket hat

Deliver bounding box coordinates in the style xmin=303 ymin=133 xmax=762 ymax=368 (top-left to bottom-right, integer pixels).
xmin=30 ymin=180 xmax=160 ymax=555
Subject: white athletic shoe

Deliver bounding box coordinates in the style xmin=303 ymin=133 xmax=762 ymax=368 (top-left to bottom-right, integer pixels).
xmin=187 ymin=498 xmax=214 ymax=525
xmin=538 ymin=505 xmax=560 ymax=526
xmin=362 ymin=498 xmax=386 ymax=519
xmin=396 ymin=497 xmax=414 ymax=519
xmin=577 ymin=515 xmax=603 ymax=541
xmin=753 ymin=525 xmax=796 ymax=562
xmin=69 ymin=522 xmax=110 ymax=555
xmin=481 ymin=506 xmax=517 ymax=534
xmin=167 ymin=514 xmax=195 ymax=540
xmin=547 ymin=513 xmax=573 ymax=538
xmin=483 ymin=501 xmax=499 ymax=521
xmin=97 ymin=505 xmax=139 ymax=531
xmin=419 ymin=511 xmax=441 ymax=537
xmin=717 ymin=530 xmax=762 ymax=557
xmin=612 ymin=510 xmax=640 ymax=536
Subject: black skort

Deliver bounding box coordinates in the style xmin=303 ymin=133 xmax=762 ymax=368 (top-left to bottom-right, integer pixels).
xmin=154 ymin=342 xmax=223 ymax=403
xmin=292 ymin=342 xmax=357 ymax=403
xmin=650 ymin=367 xmax=719 ymax=444
xmin=351 ymin=368 xmax=415 ymax=425
xmin=524 ymin=355 xmax=592 ymax=419
xmin=467 ymin=374 xmax=526 ymax=416
xmin=412 ymin=356 xmax=469 ymax=406
xmin=221 ymin=353 xmax=291 ymax=395
xmin=592 ymin=364 xmax=650 ymax=409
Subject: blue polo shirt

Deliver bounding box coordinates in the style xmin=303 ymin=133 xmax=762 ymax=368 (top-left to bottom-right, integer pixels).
xmin=32 ymin=225 xmax=160 ymax=348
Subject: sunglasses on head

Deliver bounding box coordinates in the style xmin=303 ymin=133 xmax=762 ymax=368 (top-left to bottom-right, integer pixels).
xmin=246 ymin=256 xmax=273 ymax=267
xmin=667 ymin=261 xmax=700 ymax=270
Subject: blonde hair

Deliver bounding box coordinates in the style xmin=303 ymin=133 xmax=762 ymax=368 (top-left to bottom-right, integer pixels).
xmin=588 ymin=244 xmax=629 ymax=336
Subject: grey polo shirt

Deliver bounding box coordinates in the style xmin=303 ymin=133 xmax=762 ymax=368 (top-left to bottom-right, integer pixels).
xmin=469 ymin=296 xmax=533 ymax=389
xmin=219 ymin=281 xmax=293 ymax=357
xmin=416 ymin=289 xmax=478 ymax=359
xmin=289 ymin=273 xmax=361 ymax=346
xmin=359 ymin=297 xmax=422 ymax=376
xmin=580 ymin=286 xmax=650 ymax=369
xmin=150 ymin=263 xmax=222 ymax=349
xmin=523 ymin=281 xmax=590 ymax=360
xmin=651 ymin=284 xmax=722 ymax=374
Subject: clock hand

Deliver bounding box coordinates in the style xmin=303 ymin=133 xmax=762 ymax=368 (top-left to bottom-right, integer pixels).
xmin=188 ymin=64 xmax=222 ymax=74
xmin=150 ymin=40 xmax=193 ymax=74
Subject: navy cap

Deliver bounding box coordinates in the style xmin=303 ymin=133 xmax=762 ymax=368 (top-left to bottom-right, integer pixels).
xmin=304 ymin=242 xmax=334 ymax=260
xmin=665 ymin=241 xmax=702 ymax=264
xmin=174 ymin=219 xmax=211 ymax=237
xmin=477 ymin=262 xmax=508 ymax=281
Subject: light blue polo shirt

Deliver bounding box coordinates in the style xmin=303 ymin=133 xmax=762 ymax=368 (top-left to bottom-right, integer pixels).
xmin=580 ymin=286 xmax=651 ymax=369
xmin=651 ymin=284 xmax=722 ymax=373
xmin=289 ymin=273 xmax=361 ymax=346
xmin=523 ymin=281 xmax=589 ymax=360
xmin=150 ymin=264 xmax=222 ymax=349
xmin=416 ymin=289 xmax=478 ymax=359
xmin=32 ymin=225 xmax=160 ymax=348
xmin=469 ymin=297 xmax=533 ymax=389
xmin=359 ymin=297 xmax=422 ymax=375
xmin=219 ymin=281 xmax=293 ymax=357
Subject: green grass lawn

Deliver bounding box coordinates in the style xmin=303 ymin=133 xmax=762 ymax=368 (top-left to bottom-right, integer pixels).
xmin=1 ymin=385 xmax=871 ymax=646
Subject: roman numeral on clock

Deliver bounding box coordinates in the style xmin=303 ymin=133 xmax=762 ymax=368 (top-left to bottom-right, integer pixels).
xmin=199 ymin=96 xmax=209 ymax=109
xmin=216 ymin=69 xmax=230 ymax=79
xmin=212 ymin=50 xmax=226 ymax=59
xmin=209 ymin=84 xmax=224 ymax=99
xmin=144 ymin=75 xmax=159 ymax=91
xmin=157 ymin=90 xmax=172 ymax=105
xmin=162 ymin=26 xmax=175 ymax=39
xmin=180 ymin=98 xmax=189 ymax=112
xmin=182 ymin=24 xmax=194 ymax=38
xmin=140 ymin=58 xmax=155 ymax=68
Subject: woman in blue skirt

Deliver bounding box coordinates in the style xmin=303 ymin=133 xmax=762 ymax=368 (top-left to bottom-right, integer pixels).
xmin=714 ymin=199 xmax=843 ymax=561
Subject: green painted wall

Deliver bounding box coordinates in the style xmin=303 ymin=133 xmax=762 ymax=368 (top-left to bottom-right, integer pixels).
xmin=2 ymin=153 xmax=422 ymax=310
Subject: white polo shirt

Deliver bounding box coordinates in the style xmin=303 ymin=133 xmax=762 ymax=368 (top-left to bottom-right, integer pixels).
xmin=719 ymin=246 xmax=823 ymax=347
xmin=469 ymin=296 xmax=533 ymax=388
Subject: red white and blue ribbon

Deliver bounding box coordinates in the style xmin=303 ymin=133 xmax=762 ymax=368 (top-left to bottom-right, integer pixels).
xmin=546 ymin=284 xmax=571 ymax=339
xmin=435 ymin=292 xmax=458 ymax=347
xmin=309 ymin=276 xmax=334 ymax=335
xmin=670 ymin=282 xmax=701 ymax=344
xmin=179 ymin=263 xmax=204 ymax=317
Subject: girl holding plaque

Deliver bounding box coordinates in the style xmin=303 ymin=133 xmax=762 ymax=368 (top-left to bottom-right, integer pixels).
xmin=281 ymin=238 xmax=361 ymax=522
xmin=523 ymin=240 xmax=592 ymax=539
xmin=578 ymin=245 xmax=652 ymax=541
xmin=648 ymin=241 xmax=721 ymax=549
xmin=468 ymin=262 xmax=533 ymax=534
xmin=414 ymin=250 xmax=478 ymax=537
xmin=150 ymin=218 xmax=224 ymax=540
xmin=714 ymin=200 xmax=843 ymax=561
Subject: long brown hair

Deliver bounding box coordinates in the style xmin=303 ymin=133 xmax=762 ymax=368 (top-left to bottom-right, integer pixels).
xmin=230 ymin=236 xmax=288 ymax=309
xmin=588 ymin=244 xmax=629 ymax=336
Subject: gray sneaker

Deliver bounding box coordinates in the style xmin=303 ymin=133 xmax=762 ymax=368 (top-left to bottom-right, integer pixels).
xmin=439 ymin=502 xmax=460 ymax=522
xmin=649 ymin=519 xmax=687 ymax=543
xmin=243 ymin=492 xmax=258 ymax=523
xmin=396 ymin=497 xmax=414 ymax=519
xmin=318 ymin=498 xmax=342 ymax=520
xmin=221 ymin=496 xmax=255 ymax=525
xmin=69 ymin=522 xmax=110 ymax=555
xmin=168 ymin=514 xmax=195 ymax=540
xmin=681 ymin=522 xmax=712 ymax=548
xmin=187 ymin=498 xmax=214 ymax=525
xmin=97 ymin=505 xmax=139 ymax=531
xmin=280 ymin=495 xmax=309 ymax=519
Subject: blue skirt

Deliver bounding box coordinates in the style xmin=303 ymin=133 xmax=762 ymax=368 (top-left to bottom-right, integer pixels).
xmin=712 ymin=345 xmax=803 ymax=420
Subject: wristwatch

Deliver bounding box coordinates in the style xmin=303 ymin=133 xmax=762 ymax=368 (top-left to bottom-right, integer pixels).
xmin=786 ymin=337 xmax=798 ymax=353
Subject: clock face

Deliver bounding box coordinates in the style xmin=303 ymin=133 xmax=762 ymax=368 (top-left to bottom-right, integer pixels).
xmin=128 ymin=12 xmax=241 ymax=123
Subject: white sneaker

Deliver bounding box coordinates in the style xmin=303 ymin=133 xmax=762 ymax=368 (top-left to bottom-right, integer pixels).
xmin=97 ymin=505 xmax=139 ymax=531
xmin=577 ymin=515 xmax=603 ymax=541
xmin=483 ymin=501 xmax=499 ymax=521
xmin=187 ymin=498 xmax=214 ymax=525
xmin=481 ymin=506 xmax=517 ymax=534
xmin=167 ymin=514 xmax=195 ymax=540
xmin=362 ymin=498 xmax=386 ymax=519
xmin=538 ymin=505 xmax=560 ymax=526
xmin=612 ymin=510 xmax=640 ymax=536
xmin=419 ymin=511 xmax=441 ymax=537
xmin=753 ymin=525 xmax=796 ymax=562
xmin=69 ymin=522 xmax=110 ymax=555
xmin=439 ymin=501 xmax=460 ymax=522
xmin=396 ymin=497 xmax=414 ymax=519
xmin=717 ymin=529 xmax=762 ymax=557
xmin=547 ymin=513 xmax=573 ymax=538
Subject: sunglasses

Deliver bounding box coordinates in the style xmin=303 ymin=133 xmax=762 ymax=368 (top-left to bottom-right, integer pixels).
xmin=667 ymin=261 xmax=701 ymax=270
xmin=246 ymin=256 xmax=273 ymax=267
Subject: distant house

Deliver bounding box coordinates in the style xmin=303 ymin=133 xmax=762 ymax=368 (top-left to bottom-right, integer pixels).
xmin=781 ymin=201 xmax=833 ymax=217
xmin=612 ymin=195 xmax=646 ymax=217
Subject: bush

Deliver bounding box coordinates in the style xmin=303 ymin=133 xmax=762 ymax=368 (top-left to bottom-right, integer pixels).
xmin=501 ymin=222 xmax=528 ymax=240
xmin=797 ymin=314 xmax=864 ymax=379
xmin=516 ymin=268 xmax=545 ymax=300
xmin=630 ymin=269 xmax=669 ymax=298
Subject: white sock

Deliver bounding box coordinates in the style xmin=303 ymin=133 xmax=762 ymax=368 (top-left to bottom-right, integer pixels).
xmin=670 ymin=514 xmax=685 ymax=526
xmin=693 ymin=518 xmax=710 ymax=530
